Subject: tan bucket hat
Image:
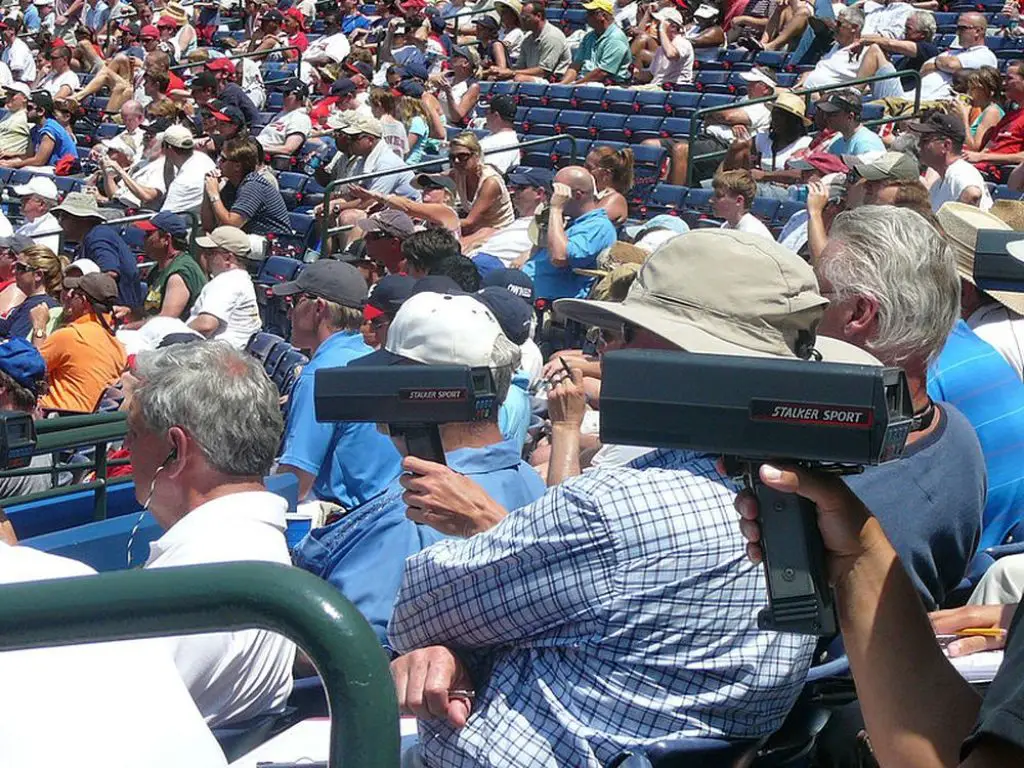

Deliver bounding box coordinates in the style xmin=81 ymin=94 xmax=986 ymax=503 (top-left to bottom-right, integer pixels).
xmin=936 ymin=202 xmax=1024 ymax=315
xmin=555 ymin=229 xmax=880 ymax=364
xmin=989 ymin=200 xmax=1024 ymax=232
xmin=770 ymin=89 xmax=811 ymax=127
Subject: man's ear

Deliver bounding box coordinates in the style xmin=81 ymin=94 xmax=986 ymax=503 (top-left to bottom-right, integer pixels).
xmin=844 ymin=294 xmax=880 ymax=342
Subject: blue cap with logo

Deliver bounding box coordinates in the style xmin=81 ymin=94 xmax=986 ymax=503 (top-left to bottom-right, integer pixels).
xmin=0 ymin=338 xmax=46 ymax=393
xmin=508 ymin=167 xmax=553 ymax=189
xmin=475 ymin=286 xmax=532 ymax=345
xmin=482 ymin=267 xmax=534 ymax=304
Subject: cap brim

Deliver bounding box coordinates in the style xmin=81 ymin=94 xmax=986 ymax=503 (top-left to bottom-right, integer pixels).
xmin=194 ymin=234 xmax=218 ymax=248
xmin=134 ymin=220 xmax=159 ymax=232
xmin=347 ymin=348 xmax=414 ymax=366
xmin=270 ymin=279 xmax=303 ymax=296
xmin=814 ymin=102 xmax=841 ymax=113
xmin=553 ymin=298 xmax=882 ymax=365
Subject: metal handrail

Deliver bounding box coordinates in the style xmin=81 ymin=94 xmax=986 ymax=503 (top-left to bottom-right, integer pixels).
xmin=318 ymin=134 xmax=577 ymax=254
xmin=0 ymin=562 xmax=400 ymax=768
xmin=170 ymin=46 xmax=303 ymax=72
xmin=683 ymin=69 xmax=923 ymax=186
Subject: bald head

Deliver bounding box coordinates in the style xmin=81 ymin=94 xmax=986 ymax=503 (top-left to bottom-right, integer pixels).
xmin=553 ymin=165 xmax=600 ymax=218
xmin=958 ymin=12 xmax=986 ymax=43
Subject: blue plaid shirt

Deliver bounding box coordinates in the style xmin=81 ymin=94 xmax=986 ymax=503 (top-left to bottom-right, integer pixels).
xmin=390 ymin=449 xmax=816 ymax=767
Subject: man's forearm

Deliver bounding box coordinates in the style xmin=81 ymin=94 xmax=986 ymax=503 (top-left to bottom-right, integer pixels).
xmin=836 ymin=518 xmax=982 ymax=768
xmin=546 ymin=423 xmax=582 ymax=486
xmin=546 ymin=207 xmax=569 ymax=267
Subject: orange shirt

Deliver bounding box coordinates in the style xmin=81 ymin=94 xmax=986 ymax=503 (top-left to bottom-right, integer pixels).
xmin=39 ymin=314 xmax=126 ymax=414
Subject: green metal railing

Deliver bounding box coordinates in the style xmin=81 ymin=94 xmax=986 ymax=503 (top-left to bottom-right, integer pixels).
xmin=0 ymin=562 xmax=400 ymax=768
xmin=170 ymin=46 xmax=303 ymax=72
xmin=684 ymin=70 xmax=923 ymax=186
xmin=319 ymin=134 xmax=578 ymax=255
xmin=7 ymin=412 xmax=129 ymax=521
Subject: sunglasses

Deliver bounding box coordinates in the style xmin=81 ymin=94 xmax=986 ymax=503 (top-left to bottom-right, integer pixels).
xmin=956 ymin=24 xmax=981 ymax=30
xmin=285 ymin=292 xmax=319 ymax=308
xmin=370 ymin=315 xmax=390 ymax=330
xmin=13 ymin=262 xmax=34 ymax=273
xmin=450 ymin=153 xmax=473 ymax=163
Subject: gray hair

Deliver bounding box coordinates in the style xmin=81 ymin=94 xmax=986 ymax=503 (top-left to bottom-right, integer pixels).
xmin=909 ymin=9 xmax=936 ymax=39
xmin=490 ymin=333 xmax=521 ymax=408
xmin=839 ymin=6 xmax=865 ymax=29
xmin=822 ymin=206 xmax=959 ymax=365
xmin=132 ymin=342 xmax=284 ymax=476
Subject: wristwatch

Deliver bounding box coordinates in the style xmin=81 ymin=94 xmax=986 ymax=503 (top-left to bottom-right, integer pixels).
xmin=32 ymin=329 xmax=45 ymax=339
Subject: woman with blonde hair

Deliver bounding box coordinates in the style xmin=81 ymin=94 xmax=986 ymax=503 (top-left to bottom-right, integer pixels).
xmin=0 ymin=244 xmax=68 ymax=339
xmin=447 ymin=132 xmax=515 ymax=236
xmin=585 ymin=146 xmax=634 ymax=226
xmin=398 ymin=94 xmax=442 ymax=162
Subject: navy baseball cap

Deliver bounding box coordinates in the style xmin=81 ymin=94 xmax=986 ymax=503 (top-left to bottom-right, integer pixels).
xmin=331 ymin=77 xmax=357 ymax=97
xmin=0 ymin=337 xmax=46 ymax=393
xmin=508 ymin=167 xmax=553 ymax=189
xmin=475 ymin=286 xmax=531 ymax=345
xmin=482 ymin=267 xmax=534 ymax=304
xmin=134 ymin=210 xmax=190 ymax=237
xmin=281 ymin=77 xmax=310 ymax=98
xmin=345 ymin=61 xmax=373 ymax=80
xmin=397 ymin=80 xmax=425 ymax=98
xmin=398 ymin=59 xmax=429 ymax=81
xmin=366 ymin=274 xmax=417 ymax=317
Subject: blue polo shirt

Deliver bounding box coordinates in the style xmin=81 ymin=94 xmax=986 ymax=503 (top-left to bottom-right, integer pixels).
xmin=77 ymin=224 xmax=144 ymax=309
xmin=929 ymin=320 xmax=1024 ymax=551
xmin=499 ymin=371 xmax=531 ymax=451
xmin=521 ymin=208 xmax=616 ymax=300
xmin=280 ymin=331 xmax=403 ymax=509
xmin=293 ymin=438 xmax=547 ymax=643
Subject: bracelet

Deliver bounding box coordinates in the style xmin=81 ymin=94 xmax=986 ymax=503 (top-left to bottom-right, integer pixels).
xmin=209 ymin=195 xmax=220 ymax=203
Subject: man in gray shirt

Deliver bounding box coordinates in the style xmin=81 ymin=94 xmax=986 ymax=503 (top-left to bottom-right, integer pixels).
xmin=489 ymin=1 xmax=571 ymax=81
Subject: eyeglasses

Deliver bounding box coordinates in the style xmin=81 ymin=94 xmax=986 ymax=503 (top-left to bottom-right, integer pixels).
xmin=285 ymin=292 xmax=319 ymax=308
xmin=450 ymin=153 xmax=472 ymax=164
xmin=13 ymin=262 xmax=34 ymax=273
xmin=956 ymin=24 xmax=982 ymax=30
xmin=370 ymin=315 xmax=390 ymax=330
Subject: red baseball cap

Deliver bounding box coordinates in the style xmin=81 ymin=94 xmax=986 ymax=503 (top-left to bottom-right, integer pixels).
xmin=284 ymin=7 xmax=305 ymax=28
xmin=140 ymin=24 xmax=159 ymax=38
xmin=156 ymin=15 xmax=179 ymax=27
xmin=363 ymin=304 xmax=384 ymax=321
xmin=205 ymin=57 xmax=236 ymax=75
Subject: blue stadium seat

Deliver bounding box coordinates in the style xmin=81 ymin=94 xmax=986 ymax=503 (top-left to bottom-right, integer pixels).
xmin=635 ymin=90 xmax=672 ymax=116
xmin=682 ymin=187 xmax=713 ymax=213
xmin=646 ymin=183 xmax=688 ymax=215
xmin=571 ymin=85 xmax=606 ymax=112
xmin=603 ymin=89 xmax=637 ymax=114
xmin=666 ymin=91 xmax=701 ymax=117
xmin=696 ymin=71 xmax=731 ymax=93
xmin=590 ymin=112 xmax=628 ymax=143
xmin=660 ymin=117 xmax=691 ymax=139
xmin=517 ymin=82 xmax=548 ymax=107
xmin=861 ymin=103 xmax=884 ymax=122
xmin=514 ymin=105 xmax=529 ymax=125
xmin=267 ymin=91 xmax=285 ymax=111
xmin=624 ymin=115 xmax=664 ymax=142
xmin=256 ymin=255 xmax=304 ymax=287
xmin=611 ymin=737 xmax=762 ymax=767
xmin=301 ymin=177 xmax=325 ymax=208
xmin=53 ymin=176 xmax=80 ymax=200
xmin=754 ymin=50 xmax=788 ymax=69
xmin=750 ymin=197 xmax=780 ymax=222
xmin=97 ymin=123 xmax=121 ymax=139
xmin=549 ymin=135 xmax=583 ymax=168
xmin=490 ymin=82 xmax=516 ymax=99
xmin=561 ymin=7 xmax=587 ymax=30
xmin=698 ymin=93 xmax=737 ymax=113
xmin=543 ymin=84 xmax=575 ymax=110
xmin=557 ymin=110 xmax=593 ymax=139
xmin=286 ymin=212 xmax=317 ymax=250
xmin=277 ymin=172 xmax=309 ymax=210
xmin=773 ymin=199 xmax=804 ymax=226
xmin=632 ymin=144 xmax=667 ymax=185
xmin=522 ymin=107 xmax=560 ymax=136
xmin=722 ymin=48 xmax=754 ymax=67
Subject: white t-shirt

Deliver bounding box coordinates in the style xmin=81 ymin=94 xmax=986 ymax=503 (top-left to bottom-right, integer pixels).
xmin=37 ymin=68 xmax=80 ymax=98
xmin=145 ymin=491 xmax=296 ymax=727
xmin=968 ymin=302 xmax=1024 ymax=379
xmin=471 ymin=216 xmax=532 ymax=265
xmin=302 ymin=32 xmax=351 ymax=66
xmin=500 ymin=26 xmax=525 ymax=63
xmin=0 ymin=543 xmax=228 ymax=768
xmin=920 ymin=45 xmax=998 ymax=101
xmin=119 ymin=156 xmax=168 ymax=209
xmin=646 ymin=34 xmax=694 ymax=87
xmin=0 ymin=208 xmax=14 ymax=239
xmin=257 ymin=108 xmax=312 ymax=149
xmin=16 ymin=211 xmax=59 ymax=253
xmin=861 ymin=0 xmax=913 ymax=38
xmin=189 ymin=267 xmax=262 ymax=349
xmin=520 ymin=338 xmax=543 ymax=389
xmin=754 ymin=131 xmax=812 ymax=172
xmin=480 ymin=129 xmax=521 ymax=174
xmin=241 ymin=58 xmax=266 ymax=110
xmin=161 ymin=151 xmax=215 ymax=214
xmin=706 ymin=100 xmax=771 ymax=142
xmin=802 ymin=44 xmax=865 ymax=90
xmin=930 ymin=158 xmax=993 ymax=212
xmin=2 ymin=38 xmax=35 ymax=82
xmin=0 ymin=60 xmax=11 ymax=88
xmin=722 ymin=212 xmax=775 ymax=241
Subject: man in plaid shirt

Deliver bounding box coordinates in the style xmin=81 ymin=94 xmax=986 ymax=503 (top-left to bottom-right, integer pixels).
xmin=389 ymin=229 xmax=882 ymax=768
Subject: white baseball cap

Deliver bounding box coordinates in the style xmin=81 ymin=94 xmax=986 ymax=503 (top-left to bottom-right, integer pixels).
xmin=363 ymin=291 xmax=507 ymax=368
xmin=65 ymin=258 xmax=100 ymax=276
xmin=652 ymin=7 xmax=683 ymax=25
xmin=5 ymin=82 xmax=29 ymax=97
xmin=12 ymin=175 xmax=58 ymax=202
xmin=739 ymin=67 xmax=777 ymax=89
xmin=694 ymin=3 xmax=719 ymax=19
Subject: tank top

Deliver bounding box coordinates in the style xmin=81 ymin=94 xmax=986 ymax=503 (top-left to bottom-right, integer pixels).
xmin=454 ymin=164 xmax=515 ymax=230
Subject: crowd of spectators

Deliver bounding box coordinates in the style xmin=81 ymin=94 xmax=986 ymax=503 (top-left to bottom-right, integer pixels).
xmin=3 ymin=0 xmax=1024 ymax=765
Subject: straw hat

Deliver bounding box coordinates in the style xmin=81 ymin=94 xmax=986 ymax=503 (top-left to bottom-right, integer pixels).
xmin=494 ymin=0 xmax=522 ymax=16
xmin=989 ymin=200 xmax=1024 ymax=232
xmin=161 ymin=1 xmax=188 ymax=26
xmin=770 ymin=89 xmax=811 ymax=127
xmin=936 ymin=202 xmax=1024 ymax=315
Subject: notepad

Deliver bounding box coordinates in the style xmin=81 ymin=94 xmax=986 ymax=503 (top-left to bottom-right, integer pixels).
xmin=947 ymin=650 xmax=1004 ymax=684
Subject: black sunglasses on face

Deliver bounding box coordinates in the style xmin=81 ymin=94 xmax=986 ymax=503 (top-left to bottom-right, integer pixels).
xmin=13 ymin=262 xmax=34 ymax=273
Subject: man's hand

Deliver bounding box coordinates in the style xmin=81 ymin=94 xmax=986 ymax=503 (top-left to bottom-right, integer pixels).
xmin=734 ymin=463 xmax=878 ymax=585
xmin=930 ymin=604 xmax=1015 ymax=658
xmin=548 ymin=365 xmax=586 ymax=429
xmin=204 ymin=173 xmax=221 ymax=199
xmin=549 ymin=181 xmax=571 ymax=211
xmin=964 ymin=150 xmax=985 ymax=164
xmin=806 ymin=179 xmax=829 ymax=216
xmin=400 ymin=455 xmax=508 ymax=537
xmin=390 ymin=645 xmax=474 ymax=727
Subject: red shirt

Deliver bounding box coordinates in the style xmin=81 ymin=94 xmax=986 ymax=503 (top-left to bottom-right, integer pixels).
xmin=310 ymin=96 xmax=339 ymax=127
xmin=978 ymin=108 xmax=1024 ymax=177
xmin=288 ymin=31 xmax=308 ymax=56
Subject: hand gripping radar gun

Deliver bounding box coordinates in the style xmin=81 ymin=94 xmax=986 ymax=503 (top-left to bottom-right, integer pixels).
xmin=599 ymin=350 xmax=913 ymax=636
xmin=313 ymin=365 xmax=499 ymax=465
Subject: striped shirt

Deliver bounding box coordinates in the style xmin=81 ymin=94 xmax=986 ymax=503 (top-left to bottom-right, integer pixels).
xmin=390 ymin=449 xmax=816 ymax=768
xmin=929 ymin=319 xmax=1024 ymax=550
xmin=225 ymin=172 xmax=292 ymax=237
